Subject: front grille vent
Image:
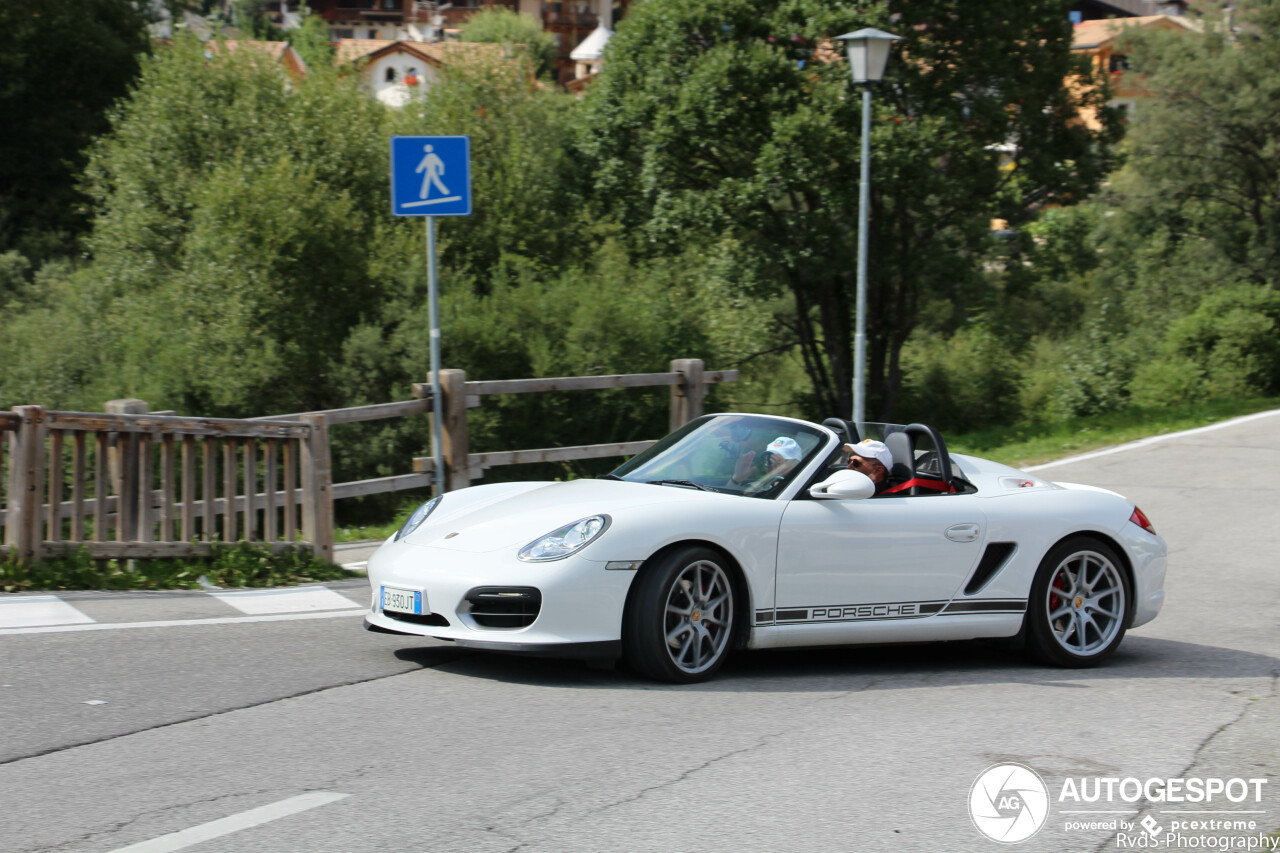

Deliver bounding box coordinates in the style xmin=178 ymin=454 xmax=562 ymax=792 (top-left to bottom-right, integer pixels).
xmin=386 ymin=610 xmax=451 ymax=628
xmin=464 ymin=586 xmax=542 ymax=629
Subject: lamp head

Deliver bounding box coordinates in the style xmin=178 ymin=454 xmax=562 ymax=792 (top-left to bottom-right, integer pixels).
xmin=834 ymin=27 xmax=902 ymax=84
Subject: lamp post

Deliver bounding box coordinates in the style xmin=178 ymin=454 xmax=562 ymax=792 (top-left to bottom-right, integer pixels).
xmin=834 ymin=27 xmax=900 ymax=426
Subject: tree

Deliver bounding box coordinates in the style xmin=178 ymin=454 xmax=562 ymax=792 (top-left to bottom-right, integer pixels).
xmin=578 ymin=0 xmax=1117 ymax=419
xmin=1115 ymin=0 xmax=1280 ymax=289
xmin=287 ymin=12 xmax=336 ymax=70
xmin=0 ymin=35 xmax=403 ymax=415
xmin=0 ymin=0 xmax=150 ymax=263
xmin=459 ymin=7 xmax=558 ymax=80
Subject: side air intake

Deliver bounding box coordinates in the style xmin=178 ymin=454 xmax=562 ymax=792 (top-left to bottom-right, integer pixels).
xmin=964 ymin=542 xmax=1017 ymax=595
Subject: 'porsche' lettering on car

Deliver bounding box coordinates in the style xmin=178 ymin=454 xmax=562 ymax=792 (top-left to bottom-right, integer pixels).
xmin=768 ymin=600 xmax=945 ymax=624
xmin=813 ymin=603 xmax=920 ymax=619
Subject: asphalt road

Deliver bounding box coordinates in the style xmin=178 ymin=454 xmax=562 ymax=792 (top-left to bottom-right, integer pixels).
xmin=1 ymin=412 xmax=1277 ymax=853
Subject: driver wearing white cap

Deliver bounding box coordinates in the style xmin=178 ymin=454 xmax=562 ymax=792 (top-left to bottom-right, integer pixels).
xmin=844 ymin=439 xmax=894 ymax=492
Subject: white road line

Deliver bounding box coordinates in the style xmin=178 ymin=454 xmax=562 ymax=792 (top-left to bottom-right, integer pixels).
xmin=210 ymin=585 xmax=363 ymax=615
xmin=342 ymin=560 xmax=368 ymax=572
xmin=0 ymin=608 xmax=365 ymax=636
xmin=1026 ymin=407 xmax=1280 ymax=472
xmin=107 ymin=791 xmax=349 ymax=853
xmin=0 ymin=595 xmax=95 ymax=629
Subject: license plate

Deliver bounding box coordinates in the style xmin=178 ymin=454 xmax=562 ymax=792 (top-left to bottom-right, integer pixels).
xmin=381 ymin=586 xmax=424 ymax=615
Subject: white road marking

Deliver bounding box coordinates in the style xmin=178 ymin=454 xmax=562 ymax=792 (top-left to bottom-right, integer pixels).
xmin=210 ymin=585 xmax=362 ymax=615
xmin=342 ymin=560 xmax=368 ymax=572
xmin=106 ymin=791 xmax=349 ymax=853
xmin=0 ymin=608 xmax=365 ymax=636
xmin=1026 ymin=407 xmax=1280 ymax=472
xmin=0 ymin=595 xmax=95 ymax=628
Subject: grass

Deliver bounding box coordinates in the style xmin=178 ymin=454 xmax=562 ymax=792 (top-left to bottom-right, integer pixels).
xmin=1 ymin=542 xmax=357 ymax=593
xmin=334 ymin=500 xmax=420 ymax=543
xmin=947 ymin=396 xmax=1280 ymax=468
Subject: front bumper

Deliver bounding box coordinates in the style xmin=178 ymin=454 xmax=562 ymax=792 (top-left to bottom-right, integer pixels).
xmin=363 ymin=618 xmax=621 ymax=659
xmin=363 ymin=537 xmax=637 ymax=648
xmin=1118 ymin=523 xmax=1167 ymax=629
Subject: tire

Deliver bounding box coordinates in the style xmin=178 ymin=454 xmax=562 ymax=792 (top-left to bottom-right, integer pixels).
xmin=624 ymin=546 xmax=736 ymax=683
xmin=1025 ymin=536 xmax=1132 ymax=667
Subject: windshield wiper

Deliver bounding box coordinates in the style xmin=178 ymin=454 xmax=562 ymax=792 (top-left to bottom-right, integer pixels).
xmin=644 ymin=479 xmax=714 ymax=492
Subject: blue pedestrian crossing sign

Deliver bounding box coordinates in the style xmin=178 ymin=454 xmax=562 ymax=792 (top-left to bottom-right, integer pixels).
xmin=390 ymin=135 xmax=472 ymax=217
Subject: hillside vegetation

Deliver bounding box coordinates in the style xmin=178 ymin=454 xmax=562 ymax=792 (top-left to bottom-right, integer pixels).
xmin=2 ymin=0 xmax=1279 ymax=522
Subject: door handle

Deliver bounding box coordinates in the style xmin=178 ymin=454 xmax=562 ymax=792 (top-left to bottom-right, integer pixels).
xmin=945 ymin=523 xmax=981 ymax=542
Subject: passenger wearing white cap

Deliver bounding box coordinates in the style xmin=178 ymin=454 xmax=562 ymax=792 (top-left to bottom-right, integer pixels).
xmin=729 ymin=435 xmax=803 ymax=493
xmin=844 ymin=439 xmax=893 ymax=491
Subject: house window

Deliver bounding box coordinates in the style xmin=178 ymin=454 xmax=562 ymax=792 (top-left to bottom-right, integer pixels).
xmin=386 ymin=67 xmax=398 ymax=82
xmin=368 ymin=28 xmax=379 ymax=38
xmin=334 ymin=28 xmax=354 ymax=38
xmin=383 ymin=0 xmax=398 ymax=8
xmin=1109 ymin=54 xmax=1129 ymax=74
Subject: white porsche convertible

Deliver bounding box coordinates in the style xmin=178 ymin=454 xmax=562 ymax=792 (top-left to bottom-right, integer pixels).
xmin=364 ymin=414 xmax=1166 ymax=683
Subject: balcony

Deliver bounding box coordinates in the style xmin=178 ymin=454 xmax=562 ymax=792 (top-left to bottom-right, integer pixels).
xmin=543 ymin=9 xmax=597 ymax=28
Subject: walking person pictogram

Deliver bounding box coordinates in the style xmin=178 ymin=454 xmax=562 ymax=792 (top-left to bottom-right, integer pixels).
xmin=416 ymin=144 xmax=450 ymax=199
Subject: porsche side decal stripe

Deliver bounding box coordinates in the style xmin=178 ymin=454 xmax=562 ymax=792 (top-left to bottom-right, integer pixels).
xmin=941 ymin=599 xmax=1027 ymax=614
xmin=755 ymin=599 xmax=1026 ymax=626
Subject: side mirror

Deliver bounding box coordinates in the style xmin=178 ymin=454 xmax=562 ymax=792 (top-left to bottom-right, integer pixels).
xmin=809 ymin=469 xmax=876 ymax=500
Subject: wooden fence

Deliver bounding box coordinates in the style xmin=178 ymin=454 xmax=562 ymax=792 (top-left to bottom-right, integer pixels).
xmin=1 ymin=405 xmax=331 ymax=565
xmin=1 ymin=358 xmax=735 ymax=565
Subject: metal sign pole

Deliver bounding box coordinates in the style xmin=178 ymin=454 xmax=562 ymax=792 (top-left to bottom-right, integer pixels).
xmin=390 ymin=135 xmax=470 ymax=495
xmin=426 ymin=215 xmax=444 ymax=495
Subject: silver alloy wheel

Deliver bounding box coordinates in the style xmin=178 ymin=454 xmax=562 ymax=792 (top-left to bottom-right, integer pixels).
xmin=1045 ymin=549 xmax=1126 ymax=656
xmin=663 ymin=559 xmax=734 ymax=675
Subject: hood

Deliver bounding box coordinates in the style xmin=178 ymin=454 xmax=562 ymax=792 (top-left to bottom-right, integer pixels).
xmin=401 ymin=478 xmax=730 ymax=554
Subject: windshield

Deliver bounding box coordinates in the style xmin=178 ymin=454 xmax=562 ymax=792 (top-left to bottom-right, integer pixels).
xmin=609 ymin=415 xmax=830 ymax=499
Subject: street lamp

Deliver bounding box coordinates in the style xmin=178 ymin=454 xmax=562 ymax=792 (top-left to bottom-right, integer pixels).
xmin=834 ymin=27 xmax=900 ymax=426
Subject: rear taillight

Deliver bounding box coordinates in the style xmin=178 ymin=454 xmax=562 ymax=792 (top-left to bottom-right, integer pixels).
xmin=1130 ymin=506 xmax=1156 ymax=535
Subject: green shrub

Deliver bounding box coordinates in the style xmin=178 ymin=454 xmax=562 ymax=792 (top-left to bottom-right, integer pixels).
xmin=1128 ymin=284 xmax=1280 ymax=406
xmin=0 ymin=543 xmax=354 ymax=592
xmin=899 ymin=325 xmax=1022 ymax=433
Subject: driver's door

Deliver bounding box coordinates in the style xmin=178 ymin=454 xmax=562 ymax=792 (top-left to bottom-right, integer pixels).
xmin=773 ymin=494 xmax=987 ymax=630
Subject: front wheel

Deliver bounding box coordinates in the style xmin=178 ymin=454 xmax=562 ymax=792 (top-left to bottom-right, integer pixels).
xmin=1025 ymin=536 xmax=1131 ymax=667
xmin=624 ymin=546 xmax=736 ymax=683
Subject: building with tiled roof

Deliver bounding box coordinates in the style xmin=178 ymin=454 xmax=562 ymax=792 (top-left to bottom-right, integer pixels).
xmin=1070 ymin=14 xmax=1199 ymax=129
xmin=205 ymin=39 xmax=310 ymax=79
xmin=278 ymin=0 xmax=634 ymax=85
xmin=335 ymin=38 xmax=505 ymax=106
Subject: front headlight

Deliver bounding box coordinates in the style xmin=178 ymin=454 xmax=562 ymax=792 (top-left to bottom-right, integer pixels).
xmin=518 ymin=515 xmax=611 ymax=562
xmin=395 ymin=496 xmax=442 ymax=540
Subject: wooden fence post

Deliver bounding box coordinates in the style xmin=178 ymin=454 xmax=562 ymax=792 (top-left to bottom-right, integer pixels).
xmin=440 ymin=369 xmax=470 ymax=492
xmin=7 ymin=406 xmax=46 ymax=562
xmin=299 ymin=413 xmax=335 ymax=564
xmin=105 ymin=399 xmax=147 ymax=541
xmin=669 ymin=358 xmax=706 ymax=432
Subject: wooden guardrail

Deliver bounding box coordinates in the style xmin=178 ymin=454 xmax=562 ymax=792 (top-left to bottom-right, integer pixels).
xmin=1 ymin=406 xmax=332 ymax=565
xmin=1 ymin=358 xmax=736 ymax=565
xmin=409 ymin=358 xmax=738 ymax=490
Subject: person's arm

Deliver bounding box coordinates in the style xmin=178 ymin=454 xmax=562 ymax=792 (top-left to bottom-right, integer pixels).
xmin=727 ymin=450 xmax=756 ymax=486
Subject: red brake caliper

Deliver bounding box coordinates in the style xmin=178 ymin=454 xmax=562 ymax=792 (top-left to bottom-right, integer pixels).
xmin=1050 ymin=575 xmax=1068 ymax=613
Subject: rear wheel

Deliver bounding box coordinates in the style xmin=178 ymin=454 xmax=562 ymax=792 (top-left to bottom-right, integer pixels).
xmin=1026 ymin=536 xmax=1131 ymax=667
xmin=624 ymin=546 xmax=736 ymax=683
